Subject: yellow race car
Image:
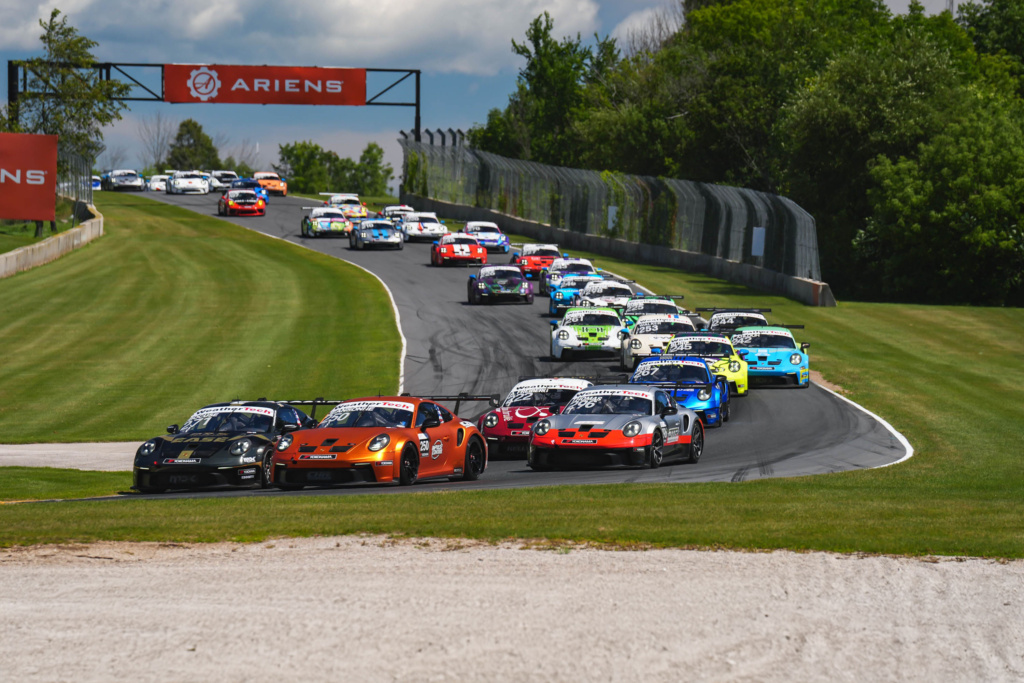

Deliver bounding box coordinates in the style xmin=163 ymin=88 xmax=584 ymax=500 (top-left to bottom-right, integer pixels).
xmin=666 ymin=331 xmax=749 ymax=396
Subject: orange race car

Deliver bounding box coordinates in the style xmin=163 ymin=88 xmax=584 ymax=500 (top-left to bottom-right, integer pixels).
xmin=253 ymin=171 xmax=288 ymax=196
xmin=270 ymin=395 xmax=495 ymax=488
xmin=510 ymin=243 xmax=563 ymax=279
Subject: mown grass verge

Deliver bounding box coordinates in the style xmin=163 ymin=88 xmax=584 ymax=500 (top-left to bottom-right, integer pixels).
xmin=1 ymin=205 xmax=1021 ymax=558
xmin=0 ymin=192 xmax=400 ymax=443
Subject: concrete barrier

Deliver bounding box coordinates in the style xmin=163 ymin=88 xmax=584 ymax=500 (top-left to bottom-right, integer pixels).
xmin=0 ymin=203 xmax=104 ymax=280
xmin=403 ymin=194 xmax=837 ymax=307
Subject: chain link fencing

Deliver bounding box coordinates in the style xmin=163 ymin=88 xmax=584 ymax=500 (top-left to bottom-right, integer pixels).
xmin=399 ymin=140 xmax=822 ymax=282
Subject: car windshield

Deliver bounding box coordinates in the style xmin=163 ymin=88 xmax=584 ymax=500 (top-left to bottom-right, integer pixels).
xmin=711 ymin=314 xmax=766 ymax=329
xmin=528 ymin=247 xmax=561 ymax=258
xmin=586 ymin=284 xmax=631 ymax=297
xmin=563 ymin=311 xmax=619 ymax=327
xmin=255 ymin=173 xmax=280 ymax=180
xmin=181 ymin=407 xmax=275 ymax=434
xmin=319 ymin=401 xmax=415 ymax=428
xmin=233 ymin=181 xmax=259 ymax=189
xmin=631 ymin=363 xmax=708 ymax=383
xmin=228 ymin=191 xmax=256 ymax=199
xmin=179 ymin=173 xmax=201 ymax=179
xmin=362 ymin=222 xmax=393 ymax=230
xmin=732 ymin=331 xmax=796 ymax=349
xmin=214 ymin=172 xmax=237 ymax=180
xmin=338 ymin=198 xmax=360 ymax=206
xmin=668 ymin=339 xmax=732 ymax=356
xmin=503 ymin=388 xmax=580 ymax=407
xmin=561 ymin=263 xmax=594 ymax=274
xmin=419 ymin=216 xmax=440 ymax=225
xmin=447 ymin=237 xmax=477 ymax=245
xmin=632 ymin=321 xmax=694 ymax=336
xmin=481 ymin=267 xmax=521 ymax=279
xmin=628 ymin=302 xmax=678 ymax=316
xmin=473 ymin=225 xmax=500 ymax=233
xmin=562 ymin=392 xmax=652 ymax=416
xmin=317 ymin=210 xmax=347 ymax=219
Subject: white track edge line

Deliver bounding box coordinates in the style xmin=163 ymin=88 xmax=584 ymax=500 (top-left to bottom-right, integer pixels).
xmin=611 ymin=267 xmax=913 ymax=468
xmin=809 ymin=382 xmax=914 ymax=467
xmin=243 ymin=230 xmax=407 ymax=395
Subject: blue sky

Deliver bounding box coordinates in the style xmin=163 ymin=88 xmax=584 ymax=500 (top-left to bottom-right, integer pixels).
xmin=1 ymin=0 xmax=952 ymax=182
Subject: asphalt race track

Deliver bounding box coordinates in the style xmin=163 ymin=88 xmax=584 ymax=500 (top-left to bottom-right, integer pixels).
xmin=132 ymin=190 xmax=910 ymax=498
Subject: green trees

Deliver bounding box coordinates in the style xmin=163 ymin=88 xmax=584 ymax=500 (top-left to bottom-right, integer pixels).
xmin=1 ymin=9 xmax=129 ymax=159
xmin=165 ymin=119 xmax=221 ymax=170
xmin=468 ymin=3 xmax=1024 ymax=305
xmin=275 ymin=141 xmax=392 ymax=195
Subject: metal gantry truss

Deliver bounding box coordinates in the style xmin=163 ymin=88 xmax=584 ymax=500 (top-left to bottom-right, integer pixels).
xmin=6 ymin=61 xmax=422 ymax=141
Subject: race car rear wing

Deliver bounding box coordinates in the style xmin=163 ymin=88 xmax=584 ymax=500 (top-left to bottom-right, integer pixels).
xmin=400 ymin=392 xmax=501 ymax=415
xmin=695 ymin=308 xmax=771 ymax=314
xmin=516 ymin=374 xmax=630 ymax=385
xmin=630 ymin=293 xmax=685 ymax=300
xmin=258 ymin=398 xmax=347 ymax=420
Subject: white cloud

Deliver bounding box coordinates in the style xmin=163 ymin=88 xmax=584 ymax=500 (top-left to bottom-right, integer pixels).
xmin=4 ymin=0 xmax=600 ymax=77
xmin=610 ymin=6 xmax=664 ymax=44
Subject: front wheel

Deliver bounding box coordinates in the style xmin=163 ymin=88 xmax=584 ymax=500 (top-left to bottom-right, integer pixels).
xmin=648 ymin=431 xmax=663 ymax=469
xmin=399 ymin=445 xmax=419 ymax=486
xmin=461 ymin=439 xmax=485 ymax=481
xmin=261 ymin=451 xmax=274 ymax=489
xmin=688 ymin=423 xmax=704 ymax=464
xmin=722 ymin=401 xmax=731 ymax=423
xmin=524 ymin=292 xmax=534 ymax=305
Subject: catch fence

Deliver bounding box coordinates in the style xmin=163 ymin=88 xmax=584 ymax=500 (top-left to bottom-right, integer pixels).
xmin=399 ymin=140 xmax=822 ymax=282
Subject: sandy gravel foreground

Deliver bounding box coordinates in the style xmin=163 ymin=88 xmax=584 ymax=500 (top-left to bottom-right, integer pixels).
xmin=1 ymin=536 xmax=1021 ymax=682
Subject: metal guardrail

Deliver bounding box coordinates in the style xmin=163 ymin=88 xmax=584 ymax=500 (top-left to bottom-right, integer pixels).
xmin=399 ymin=140 xmax=822 ymax=282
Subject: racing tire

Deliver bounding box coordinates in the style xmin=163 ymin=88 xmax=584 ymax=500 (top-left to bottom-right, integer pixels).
xmin=524 ymin=292 xmax=534 ymax=305
xmin=687 ymin=423 xmax=704 ymax=464
xmin=621 ymin=350 xmax=635 ymax=372
xmin=397 ymin=239 xmax=404 ymax=250
xmin=461 ymin=438 xmax=485 ymax=481
xmin=648 ymin=431 xmax=664 ymax=469
xmin=399 ymin=445 xmax=419 ymax=486
xmin=261 ymin=451 xmax=274 ymax=489
xmin=722 ymin=401 xmax=731 ymax=423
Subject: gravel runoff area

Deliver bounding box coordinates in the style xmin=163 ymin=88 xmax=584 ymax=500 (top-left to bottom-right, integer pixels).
xmin=1 ymin=535 xmax=1021 ymax=682
xmin=0 ymin=442 xmax=135 ymax=471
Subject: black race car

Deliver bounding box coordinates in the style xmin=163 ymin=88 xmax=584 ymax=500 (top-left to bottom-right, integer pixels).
xmin=132 ymin=401 xmax=316 ymax=494
xmin=467 ymin=264 xmax=534 ymax=304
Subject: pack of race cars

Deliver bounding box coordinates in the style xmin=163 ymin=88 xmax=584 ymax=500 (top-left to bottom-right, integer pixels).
xmin=135 ymin=208 xmax=812 ymax=494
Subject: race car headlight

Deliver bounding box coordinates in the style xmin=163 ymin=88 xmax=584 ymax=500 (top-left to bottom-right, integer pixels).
xmin=230 ymin=438 xmax=253 ymax=455
xmin=730 ymin=361 xmax=741 ymax=373
xmin=553 ymin=291 xmax=563 ymax=299
xmin=477 ymin=282 xmax=487 ymax=289
xmin=557 ymin=330 xmax=569 ymax=340
xmin=139 ymin=440 xmax=158 ymax=456
xmin=630 ymin=338 xmax=642 ymax=349
xmin=368 ymin=434 xmax=390 ymax=452
xmin=698 ymin=388 xmax=712 ymax=401
xmin=533 ymin=420 xmax=551 ymax=436
xmin=276 ymin=434 xmax=294 ymax=452
xmin=790 ymin=353 xmax=803 ymax=365
xmin=622 ymin=421 xmax=642 ymax=438
xmin=483 ymin=413 xmax=499 ymax=428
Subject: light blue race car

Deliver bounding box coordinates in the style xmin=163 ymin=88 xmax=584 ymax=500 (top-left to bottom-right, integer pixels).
xmin=464 ymin=221 xmax=511 ymax=253
xmin=730 ymin=326 xmax=810 ymax=388
xmin=629 ymin=356 xmax=732 ymax=427
xmin=548 ymin=273 xmax=605 ymax=316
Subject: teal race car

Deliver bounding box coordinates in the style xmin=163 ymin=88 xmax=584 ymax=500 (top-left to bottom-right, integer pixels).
xmin=730 ymin=326 xmax=811 ymax=388
xmin=550 ymin=306 xmax=627 ymax=361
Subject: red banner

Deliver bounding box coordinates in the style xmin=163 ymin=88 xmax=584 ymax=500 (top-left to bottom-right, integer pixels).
xmin=0 ymin=132 xmax=58 ymax=222
xmin=164 ymin=64 xmax=366 ymax=106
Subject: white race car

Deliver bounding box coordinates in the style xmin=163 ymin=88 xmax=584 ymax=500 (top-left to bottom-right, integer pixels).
xmin=573 ymin=280 xmax=635 ymax=312
xmin=540 ymin=257 xmax=600 ymax=295
xmin=320 ymin=193 xmax=368 ymax=219
xmin=620 ymin=314 xmax=698 ymax=371
xmin=403 ymin=212 xmax=448 ymax=241
xmin=166 ymin=171 xmax=209 ymax=194
xmin=147 ymin=175 xmax=169 ymax=192
xmin=209 ymin=170 xmax=238 ymax=190
xmin=103 ymin=169 xmax=145 ymax=191
xmin=380 ymin=204 xmax=415 ymax=222
xmin=550 ymin=306 xmax=627 ymax=361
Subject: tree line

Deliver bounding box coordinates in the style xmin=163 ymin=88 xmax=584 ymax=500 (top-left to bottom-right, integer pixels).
xmin=469 ymin=1 xmax=1024 ymax=306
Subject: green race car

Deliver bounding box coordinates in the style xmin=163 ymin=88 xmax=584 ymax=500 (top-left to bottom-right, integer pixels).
xmin=550 ymin=306 xmax=627 ymax=361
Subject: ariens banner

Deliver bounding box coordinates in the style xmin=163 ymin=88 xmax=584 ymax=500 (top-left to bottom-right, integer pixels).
xmin=0 ymin=132 xmax=58 ymax=222
xmin=164 ymin=64 xmax=367 ymax=106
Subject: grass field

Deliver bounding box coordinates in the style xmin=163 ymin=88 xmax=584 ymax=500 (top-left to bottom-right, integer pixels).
xmin=0 ymin=192 xmax=400 ymax=443
xmin=1 ymin=199 xmax=1022 ymax=557
xmin=0 ymin=198 xmax=82 ymax=255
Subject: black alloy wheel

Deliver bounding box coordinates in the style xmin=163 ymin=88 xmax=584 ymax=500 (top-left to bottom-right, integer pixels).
xmin=688 ymin=423 xmax=704 ymax=464
xmin=648 ymin=430 xmax=663 ymax=469
xmin=261 ymin=449 xmax=274 ymax=489
xmin=399 ymin=445 xmax=419 ymax=486
xmin=462 ymin=439 xmax=485 ymax=481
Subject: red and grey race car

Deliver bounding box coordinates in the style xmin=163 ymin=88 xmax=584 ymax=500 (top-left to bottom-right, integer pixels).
xmin=478 ymin=378 xmax=593 ymax=458
xmin=430 ymin=233 xmax=488 ymax=266
xmin=218 ymin=189 xmax=266 ymax=216
xmin=510 ymin=243 xmax=562 ymax=279
xmin=528 ymin=384 xmax=704 ymax=470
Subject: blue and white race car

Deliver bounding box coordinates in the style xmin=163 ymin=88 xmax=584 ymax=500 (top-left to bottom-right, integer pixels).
xmin=540 ymin=257 xmax=601 ymax=296
xmin=463 ymin=221 xmax=511 ymax=253
xmin=548 ymin=273 xmax=605 ymax=315
xmin=731 ymin=326 xmax=810 ymax=388
xmin=629 ymin=356 xmax=731 ymax=427
xmin=349 ymin=219 xmax=404 ymax=250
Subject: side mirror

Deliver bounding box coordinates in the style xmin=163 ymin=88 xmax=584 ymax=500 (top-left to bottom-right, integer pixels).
xmin=421 ymin=416 xmax=441 ymax=430
xmin=738 ymin=349 xmax=749 ymax=358
xmin=562 ymin=253 xmax=569 ymax=258
xmin=801 ymin=343 xmax=810 ymax=352
xmin=618 ymin=330 xmax=629 ymax=340
xmin=166 ymin=424 xmax=179 ymax=434
xmin=550 ymin=320 xmax=560 ymax=326
xmin=432 ymin=240 xmax=439 ymax=246
xmin=468 ymin=274 xmax=477 ymax=280
xmin=660 ymin=406 xmax=677 ymax=417
xmin=551 ymin=405 xmax=564 ymax=414
xmin=281 ymin=422 xmax=300 ymax=432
